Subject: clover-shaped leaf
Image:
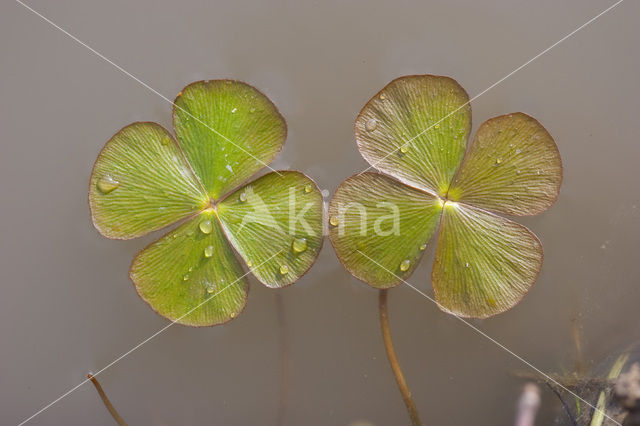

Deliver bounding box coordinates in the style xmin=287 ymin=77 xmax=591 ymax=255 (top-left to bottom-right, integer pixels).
xmin=329 ymin=74 xmax=562 ymax=318
xmin=90 ymin=80 xmax=323 ymax=326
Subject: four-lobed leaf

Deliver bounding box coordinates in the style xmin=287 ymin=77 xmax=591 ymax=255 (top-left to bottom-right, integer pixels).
xmin=329 ymin=74 xmax=562 ymax=318
xmin=90 ymin=80 xmax=322 ymax=326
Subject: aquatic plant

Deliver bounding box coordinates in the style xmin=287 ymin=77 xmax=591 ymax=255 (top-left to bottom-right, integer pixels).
xmin=328 ymin=74 xmax=562 ymax=424
xmin=89 ymin=80 xmax=323 ymax=326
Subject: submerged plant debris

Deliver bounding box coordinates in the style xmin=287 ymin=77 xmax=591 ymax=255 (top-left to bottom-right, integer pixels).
xmin=89 ymin=80 xmax=323 ymax=326
xmin=329 ymin=74 xmax=562 ymax=318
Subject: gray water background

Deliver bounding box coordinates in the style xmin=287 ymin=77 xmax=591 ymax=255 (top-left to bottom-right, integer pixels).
xmin=1 ymin=0 xmax=639 ymax=424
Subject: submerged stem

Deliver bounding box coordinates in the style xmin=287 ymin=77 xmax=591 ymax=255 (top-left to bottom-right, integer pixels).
xmin=379 ymin=289 xmax=423 ymax=426
xmin=87 ymin=373 xmax=128 ymax=426
xmin=275 ymin=292 xmax=289 ymax=426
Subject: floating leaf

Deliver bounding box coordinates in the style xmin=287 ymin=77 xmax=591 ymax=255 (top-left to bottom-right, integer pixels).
xmin=90 ymin=80 xmax=322 ymax=326
xmin=355 ymin=75 xmax=471 ymax=196
xmin=130 ymin=210 xmax=248 ymax=326
xmin=330 ymin=74 xmax=562 ymax=318
xmin=89 ymin=122 xmax=208 ymax=239
xmin=431 ymin=202 xmax=542 ymax=318
xmin=217 ymin=171 xmax=323 ymax=288
xmin=328 ymin=173 xmax=442 ymax=288
xmin=448 ymin=113 xmax=562 ymax=215
xmin=173 ymin=80 xmax=287 ymax=200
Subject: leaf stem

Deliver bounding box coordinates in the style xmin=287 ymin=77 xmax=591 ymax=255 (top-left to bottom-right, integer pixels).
xmin=379 ymin=289 xmax=423 ymax=426
xmin=87 ymin=373 xmax=128 ymax=426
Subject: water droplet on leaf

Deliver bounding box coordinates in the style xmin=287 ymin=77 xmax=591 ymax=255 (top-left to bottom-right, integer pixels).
xmin=204 ymin=245 xmax=214 ymax=258
xmin=279 ymin=265 xmax=289 ymax=275
xmin=329 ymin=215 xmax=339 ymax=226
xmin=419 ymin=243 xmax=427 ymax=251
xmin=400 ymin=259 xmax=410 ymax=272
xmin=304 ymin=184 xmax=313 ymax=193
xmin=292 ymin=238 xmax=308 ymax=253
xmin=231 ymin=107 xmax=237 ymax=113
xmin=239 ymin=192 xmax=247 ymax=202
xmin=97 ymin=175 xmax=119 ymax=194
xmin=199 ymin=219 xmax=213 ymax=234
xmin=365 ymin=118 xmax=377 ymax=132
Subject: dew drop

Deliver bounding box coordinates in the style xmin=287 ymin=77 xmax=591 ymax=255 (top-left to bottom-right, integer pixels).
xmin=231 ymin=107 xmax=237 ymax=113
xmin=279 ymin=265 xmax=289 ymax=275
xmin=183 ymin=274 xmax=190 ymax=281
xmin=465 ymin=262 xmax=470 ymax=268
xmin=379 ymin=94 xmax=387 ymax=100
xmin=249 ymin=107 xmax=256 ymax=113
xmin=419 ymin=243 xmax=427 ymax=251
xmin=246 ymin=260 xmax=253 ymax=267
xmin=204 ymin=245 xmax=214 ymax=258
xmin=329 ymin=215 xmax=339 ymax=226
xmin=400 ymin=144 xmax=409 ymax=153
xmin=304 ymin=184 xmax=313 ymax=193
xmin=495 ymin=158 xmax=503 ymax=165
xmin=199 ymin=219 xmax=213 ymax=234
xmin=365 ymin=118 xmax=377 ymax=132
xmin=239 ymin=192 xmax=248 ymax=202
xmin=205 ymin=281 xmax=215 ymax=294
xmin=516 ymin=170 xmax=521 ymax=175
xmin=399 ymin=259 xmax=411 ymax=272
xmin=97 ymin=175 xmax=119 ymax=194
xmin=292 ymin=237 xmax=308 ymax=253
xmin=515 ymin=148 xmax=521 ymax=154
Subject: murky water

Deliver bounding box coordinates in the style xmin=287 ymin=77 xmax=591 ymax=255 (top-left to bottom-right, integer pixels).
xmin=1 ymin=0 xmax=639 ymax=424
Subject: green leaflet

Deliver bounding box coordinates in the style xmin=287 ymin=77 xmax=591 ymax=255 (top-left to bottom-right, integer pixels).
xmin=130 ymin=210 xmax=248 ymax=326
xmin=328 ymin=173 xmax=442 ymax=288
xmin=355 ymin=75 xmax=471 ymax=197
xmin=174 ymin=80 xmax=287 ymax=200
xmin=448 ymin=113 xmax=562 ymax=215
xmin=89 ymin=122 xmax=209 ymax=239
xmin=217 ymin=171 xmax=324 ymax=288
xmin=432 ymin=202 xmax=542 ymax=318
